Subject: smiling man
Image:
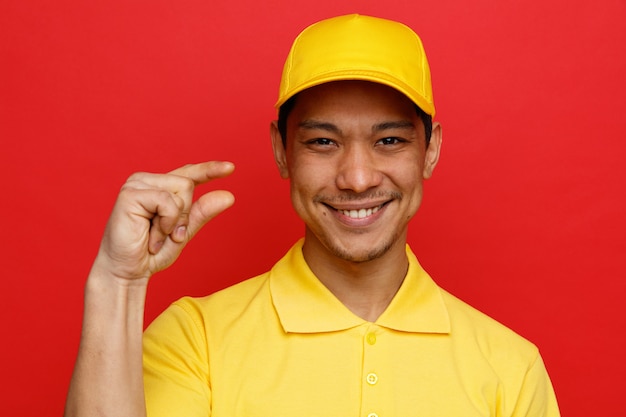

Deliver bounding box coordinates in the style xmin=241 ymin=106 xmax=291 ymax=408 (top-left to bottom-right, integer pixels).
xmin=65 ymin=14 xmax=560 ymax=417
xmin=270 ymin=80 xmax=441 ymax=322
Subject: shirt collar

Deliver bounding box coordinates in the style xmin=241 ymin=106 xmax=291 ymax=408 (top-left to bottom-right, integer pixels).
xmin=269 ymin=240 xmax=450 ymax=334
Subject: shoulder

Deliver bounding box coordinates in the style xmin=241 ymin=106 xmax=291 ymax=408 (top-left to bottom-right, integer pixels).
xmin=438 ymin=289 xmax=560 ymax=414
xmin=439 ymin=287 xmax=540 ymax=372
xmin=168 ymin=272 xmax=272 ymax=324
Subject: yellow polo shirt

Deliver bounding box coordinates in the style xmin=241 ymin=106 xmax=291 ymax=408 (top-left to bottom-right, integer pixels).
xmin=143 ymin=240 xmax=560 ymax=417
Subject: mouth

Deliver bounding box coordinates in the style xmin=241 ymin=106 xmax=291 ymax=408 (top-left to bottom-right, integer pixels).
xmin=323 ymin=200 xmax=391 ymax=221
xmin=337 ymin=204 xmax=384 ymax=219
xmin=318 ymin=192 xmax=400 ymax=223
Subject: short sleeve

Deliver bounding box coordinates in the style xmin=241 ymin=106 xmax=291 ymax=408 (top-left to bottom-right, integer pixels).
xmin=511 ymin=352 xmax=561 ymax=417
xmin=143 ymin=298 xmax=211 ymax=417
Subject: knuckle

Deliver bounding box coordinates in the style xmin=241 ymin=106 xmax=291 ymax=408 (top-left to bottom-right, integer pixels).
xmin=126 ymin=171 xmax=148 ymax=183
xmin=117 ymin=183 xmax=137 ymax=199
xmin=172 ymin=193 xmax=186 ymax=211
xmin=155 ymin=188 xmax=175 ymax=203
xmin=121 ymin=173 xmax=150 ymax=193
xmin=177 ymin=176 xmax=195 ymax=193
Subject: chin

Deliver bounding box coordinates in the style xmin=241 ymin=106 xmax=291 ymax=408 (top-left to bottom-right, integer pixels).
xmin=325 ymin=238 xmax=396 ymax=263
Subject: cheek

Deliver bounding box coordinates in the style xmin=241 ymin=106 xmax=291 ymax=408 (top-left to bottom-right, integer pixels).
xmin=390 ymin=158 xmax=424 ymax=188
xmin=288 ymin=156 xmax=334 ymax=194
xmin=390 ymin=164 xmax=425 ymax=213
xmin=287 ymin=165 xmax=322 ymax=212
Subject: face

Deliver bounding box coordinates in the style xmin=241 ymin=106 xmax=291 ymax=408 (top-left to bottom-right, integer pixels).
xmin=271 ymin=81 xmax=441 ymax=264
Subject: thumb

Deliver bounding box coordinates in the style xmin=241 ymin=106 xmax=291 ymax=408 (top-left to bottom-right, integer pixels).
xmin=186 ymin=190 xmax=235 ymax=239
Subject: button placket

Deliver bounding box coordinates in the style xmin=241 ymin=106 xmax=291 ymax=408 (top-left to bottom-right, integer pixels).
xmin=362 ymin=324 xmax=382 ymax=417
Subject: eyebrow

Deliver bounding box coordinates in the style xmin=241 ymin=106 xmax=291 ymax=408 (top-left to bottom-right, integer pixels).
xmin=372 ymin=120 xmax=416 ymax=132
xmin=298 ymin=119 xmax=416 ymax=135
xmin=298 ymin=120 xmax=342 ymax=135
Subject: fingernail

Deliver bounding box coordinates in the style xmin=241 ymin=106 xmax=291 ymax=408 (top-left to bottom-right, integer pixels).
xmin=174 ymin=225 xmax=187 ymax=241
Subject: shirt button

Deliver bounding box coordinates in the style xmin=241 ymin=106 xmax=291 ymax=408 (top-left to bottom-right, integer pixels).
xmin=366 ymin=333 xmax=377 ymax=345
xmin=366 ymin=373 xmax=378 ymax=385
xmin=367 ymin=413 xmax=379 ymax=417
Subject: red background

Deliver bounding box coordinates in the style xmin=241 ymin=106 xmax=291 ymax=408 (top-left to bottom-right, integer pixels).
xmin=1 ymin=0 xmax=625 ymax=415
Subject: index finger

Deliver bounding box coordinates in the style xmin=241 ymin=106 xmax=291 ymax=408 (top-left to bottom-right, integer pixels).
xmin=169 ymin=161 xmax=235 ymax=185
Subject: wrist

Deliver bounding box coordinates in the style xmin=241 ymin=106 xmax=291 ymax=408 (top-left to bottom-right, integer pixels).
xmin=83 ymin=263 xmax=149 ymax=330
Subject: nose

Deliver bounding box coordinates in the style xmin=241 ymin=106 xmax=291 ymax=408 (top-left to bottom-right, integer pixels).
xmin=335 ymin=144 xmax=383 ymax=193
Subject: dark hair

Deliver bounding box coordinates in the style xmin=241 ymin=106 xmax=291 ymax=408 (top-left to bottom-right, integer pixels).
xmin=277 ymin=95 xmax=298 ymax=148
xmin=277 ymin=94 xmax=433 ymax=148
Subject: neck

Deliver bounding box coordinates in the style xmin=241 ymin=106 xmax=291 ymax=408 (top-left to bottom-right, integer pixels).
xmin=302 ymin=234 xmax=409 ymax=322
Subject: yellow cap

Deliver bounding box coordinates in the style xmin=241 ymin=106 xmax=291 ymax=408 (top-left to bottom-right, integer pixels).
xmin=276 ymin=14 xmax=435 ymax=117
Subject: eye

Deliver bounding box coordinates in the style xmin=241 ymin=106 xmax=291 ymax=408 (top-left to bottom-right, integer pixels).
xmin=377 ymin=137 xmax=405 ymax=145
xmin=307 ymin=138 xmax=335 ymax=146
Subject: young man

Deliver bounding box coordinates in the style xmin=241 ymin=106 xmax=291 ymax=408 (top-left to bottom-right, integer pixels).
xmin=65 ymin=14 xmax=560 ymax=417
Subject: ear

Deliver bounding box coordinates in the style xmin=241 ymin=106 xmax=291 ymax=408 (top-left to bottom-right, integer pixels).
xmin=270 ymin=120 xmax=290 ymax=179
xmin=423 ymin=122 xmax=442 ymax=179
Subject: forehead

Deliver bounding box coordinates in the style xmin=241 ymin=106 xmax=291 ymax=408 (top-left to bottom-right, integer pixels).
xmin=289 ymin=80 xmax=419 ymax=124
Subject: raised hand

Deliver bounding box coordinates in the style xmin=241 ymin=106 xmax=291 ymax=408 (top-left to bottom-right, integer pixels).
xmin=92 ymin=161 xmax=235 ymax=283
xmin=64 ymin=161 xmax=235 ymax=417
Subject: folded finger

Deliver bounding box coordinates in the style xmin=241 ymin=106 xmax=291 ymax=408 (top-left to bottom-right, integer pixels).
xmin=147 ymin=193 xmax=188 ymax=253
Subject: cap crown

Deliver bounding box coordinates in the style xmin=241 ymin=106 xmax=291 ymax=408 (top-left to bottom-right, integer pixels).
xmin=276 ymin=14 xmax=435 ymax=117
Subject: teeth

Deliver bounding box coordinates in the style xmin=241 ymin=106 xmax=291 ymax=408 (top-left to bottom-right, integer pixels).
xmin=340 ymin=206 xmax=381 ymax=219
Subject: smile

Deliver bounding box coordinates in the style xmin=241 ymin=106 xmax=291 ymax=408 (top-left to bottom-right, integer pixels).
xmin=339 ymin=205 xmax=382 ymax=219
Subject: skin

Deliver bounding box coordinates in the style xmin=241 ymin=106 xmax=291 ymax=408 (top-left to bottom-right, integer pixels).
xmin=271 ymin=80 xmax=442 ymax=321
xmin=64 ymin=80 xmax=441 ymax=416
xmin=64 ymin=162 xmax=236 ymax=417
